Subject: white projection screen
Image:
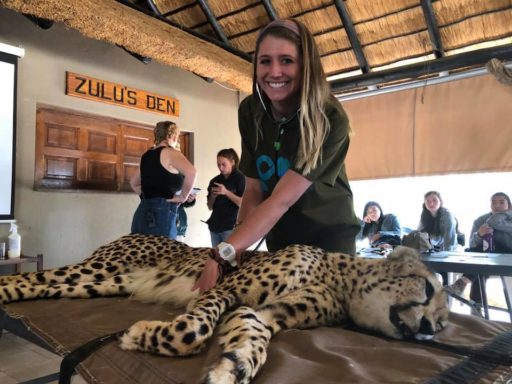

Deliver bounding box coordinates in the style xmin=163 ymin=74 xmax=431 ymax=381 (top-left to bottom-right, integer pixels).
xmin=0 ymin=51 xmax=17 ymax=221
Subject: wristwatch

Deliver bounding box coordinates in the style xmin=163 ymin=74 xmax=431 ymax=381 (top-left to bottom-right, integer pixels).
xmin=217 ymin=242 xmax=237 ymax=267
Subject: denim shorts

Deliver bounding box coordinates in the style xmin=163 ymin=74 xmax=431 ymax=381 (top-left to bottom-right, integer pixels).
xmin=131 ymin=198 xmax=179 ymax=239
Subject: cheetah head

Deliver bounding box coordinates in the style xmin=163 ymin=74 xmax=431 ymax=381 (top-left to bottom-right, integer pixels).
xmin=347 ymin=246 xmax=449 ymax=340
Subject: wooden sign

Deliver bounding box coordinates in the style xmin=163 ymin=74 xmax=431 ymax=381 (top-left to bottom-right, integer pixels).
xmin=65 ymin=72 xmax=180 ymax=117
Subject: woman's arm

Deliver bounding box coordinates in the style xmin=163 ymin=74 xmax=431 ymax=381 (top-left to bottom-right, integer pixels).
xmin=212 ymin=183 xmax=243 ymax=207
xmin=487 ymin=210 xmax=512 ymax=233
xmin=192 ymin=172 xmax=311 ymax=293
xmin=469 ymin=214 xmax=488 ymax=248
xmin=379 ymin=214 xmax=401 ymax=237
xmin=227 ymin=170 xmax=312 ymax=254
xmin=165 ymin=148 xmax=197 ymax=203
xmin=236 ymin=177 xmax=264 ymax=225
xmin=442 ymin=210 xmax=458 ymax=251
xmin=129 ymin=168 xmax=142 ymax=195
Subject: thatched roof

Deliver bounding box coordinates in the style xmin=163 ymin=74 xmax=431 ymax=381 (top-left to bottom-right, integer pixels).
xmin=2 ymin=0 xmax=511 ymax=95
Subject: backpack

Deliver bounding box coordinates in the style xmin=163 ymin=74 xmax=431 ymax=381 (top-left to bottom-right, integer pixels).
xmin=402 ymin=230 xmax=434 ymax=253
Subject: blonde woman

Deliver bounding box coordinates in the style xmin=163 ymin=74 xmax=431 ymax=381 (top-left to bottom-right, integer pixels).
xmin=194 ymin=19 xmax=359 ymax=292
xmin=130 ymin=121 xmax=196 ymax=239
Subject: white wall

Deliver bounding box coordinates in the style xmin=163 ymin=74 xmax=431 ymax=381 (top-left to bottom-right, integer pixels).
xmin=0 ymin=8 xmax=241 ymax=269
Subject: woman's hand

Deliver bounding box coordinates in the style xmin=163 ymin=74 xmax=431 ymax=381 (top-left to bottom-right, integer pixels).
xmin=212 ymin=183 xmax=227 ymax=196
xmin=478 ymin=223 xmax=494 ymax=237
xmin=370 ymin=233 xmax=381 ymax=243
xmin=167 ymin=195 xmax=186 ymax=204
xmin=363 ymin=215 xmax=372 ymax=224
xmin=192 ymin=257 xmax=220 ymax=293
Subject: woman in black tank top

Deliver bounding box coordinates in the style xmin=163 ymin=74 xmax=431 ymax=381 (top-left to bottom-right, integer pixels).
xmin=130 ymin=121 xmax=196 ymax=239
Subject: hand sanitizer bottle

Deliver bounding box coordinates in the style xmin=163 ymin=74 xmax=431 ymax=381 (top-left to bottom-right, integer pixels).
xmin=8 ymin=222 xmax=21 ymax=258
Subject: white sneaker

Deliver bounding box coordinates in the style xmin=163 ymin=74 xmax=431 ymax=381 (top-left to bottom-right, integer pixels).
xmin=176 ymin=235 xmax=185 ymax=242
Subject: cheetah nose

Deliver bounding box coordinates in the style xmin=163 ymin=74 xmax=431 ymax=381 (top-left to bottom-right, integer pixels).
xmin=415 ymin=316 xmax=434 ymax=340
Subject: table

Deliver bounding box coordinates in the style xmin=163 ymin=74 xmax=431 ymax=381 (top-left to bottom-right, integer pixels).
xmin=0 ymin=254 xmax=44 ymax=273
xmin=421 ymin=251 xmax=512 ymax=321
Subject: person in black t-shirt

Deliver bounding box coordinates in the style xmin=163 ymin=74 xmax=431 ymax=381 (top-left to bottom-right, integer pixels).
xmin=130 ymin=121 xmax=196 ymax=239
xmin=206 ymin=149 xmax=246 ymax=246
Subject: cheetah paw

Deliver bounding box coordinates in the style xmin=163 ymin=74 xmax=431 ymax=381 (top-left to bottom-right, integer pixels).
xmin=119 ymin=320 xmax=150 ymax=351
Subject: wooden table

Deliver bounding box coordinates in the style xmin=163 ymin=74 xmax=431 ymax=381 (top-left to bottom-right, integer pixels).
xmin=0 ymin=254 xmax=43 ymax=273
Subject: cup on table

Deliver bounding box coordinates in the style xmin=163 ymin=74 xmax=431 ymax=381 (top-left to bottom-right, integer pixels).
xmin=0 ymin=242 xmax=5 ymax=260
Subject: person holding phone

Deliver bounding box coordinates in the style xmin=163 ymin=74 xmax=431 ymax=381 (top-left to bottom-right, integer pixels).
xmin=206 ymin=148 xmax=246 ymax=246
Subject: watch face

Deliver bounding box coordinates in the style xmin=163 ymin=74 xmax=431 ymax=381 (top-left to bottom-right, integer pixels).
xmin=220 ymin=248 xmax=231 ymax=258
xmin=218 ymin=243 xmax=237 ymax=267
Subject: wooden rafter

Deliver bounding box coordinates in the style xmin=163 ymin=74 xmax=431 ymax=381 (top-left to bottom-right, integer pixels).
xmin=261 ymin=0 xmax=277 ymax=21
xmin=333 ymin=0 xmax=370 ymax=73
xmin=420 ymin=0 xmax=444 ymax=58
xmin=197 ymin=0 xmax=230 ymax=45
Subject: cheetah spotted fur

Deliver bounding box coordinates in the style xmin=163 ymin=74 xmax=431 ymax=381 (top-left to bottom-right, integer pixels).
xmin=0 ymin=234 xmax=449 ymax=383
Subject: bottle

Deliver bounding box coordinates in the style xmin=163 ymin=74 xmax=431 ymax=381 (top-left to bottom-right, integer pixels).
xmin=481 ymin=232 xmax=494 ymax=252
xmin=8 ymin=222 xmax=21 ymax=258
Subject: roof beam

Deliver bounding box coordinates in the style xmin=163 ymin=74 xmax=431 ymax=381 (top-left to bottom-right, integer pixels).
xmin=333 ymin=0 xmax=370 ymax=74
xmin=261 ymin=0 xmax=278 ymax=21
xmin=122 ymin=0 xmax=250 ymax=61
xmin=330 ymin=44 xmax=512 ymax=93
xmin=420 ymin=0 xmax=444 ymax=58
xmin=196 ymin=0 xmax=230 ymax=45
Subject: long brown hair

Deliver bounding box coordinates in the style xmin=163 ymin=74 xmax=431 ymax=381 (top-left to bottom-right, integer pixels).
xmin=253 ymin=19 xmax=334 ymax=175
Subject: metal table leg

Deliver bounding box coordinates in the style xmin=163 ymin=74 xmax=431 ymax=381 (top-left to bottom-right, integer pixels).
xmin=501 ymin=276 xmax=512 ymax=322
xmin=478 ymin=275 xmax=490 ymax=320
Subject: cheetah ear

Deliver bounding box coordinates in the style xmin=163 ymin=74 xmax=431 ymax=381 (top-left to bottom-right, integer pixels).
xmin=385 ymin=246 xmax=423 ymax=276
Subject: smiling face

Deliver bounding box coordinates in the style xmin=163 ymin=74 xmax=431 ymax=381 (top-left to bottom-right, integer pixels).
xmin=256 ymin=35 xmax=302 ymax=116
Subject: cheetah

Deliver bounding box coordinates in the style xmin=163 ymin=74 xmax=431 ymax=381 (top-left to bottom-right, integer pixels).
xmin=0 ymin=234 xmax=449 ymax=384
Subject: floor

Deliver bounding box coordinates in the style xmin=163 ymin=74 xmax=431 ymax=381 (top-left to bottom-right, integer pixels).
xmin=0 ymin=330 xmax=86 ymax=384
xmin=0 ymin=276 xmax=509 ymax=383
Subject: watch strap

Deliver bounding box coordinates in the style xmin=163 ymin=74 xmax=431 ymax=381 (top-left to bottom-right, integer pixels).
xmin=209 ymin=248 xmax=237 ymax=283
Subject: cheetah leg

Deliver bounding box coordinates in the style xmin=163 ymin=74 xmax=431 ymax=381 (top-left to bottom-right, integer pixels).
xmin=203 ymin=285 xmax=345 ymax=384
xmin=0 ymin=275 xmax=133 ymax=304
xmin=0 ymin=258 xmax=130 ymax=285
xmin=119 ymin=288 xmax=237 ymax=356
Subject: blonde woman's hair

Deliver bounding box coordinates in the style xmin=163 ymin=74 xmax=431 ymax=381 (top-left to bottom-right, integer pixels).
xmin=154 ymin=121 xmax=178 ymax=144
xmin=253 ymin=19 xmax=332 ymax=175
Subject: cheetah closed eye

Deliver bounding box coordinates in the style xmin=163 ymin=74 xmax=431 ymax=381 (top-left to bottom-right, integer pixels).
xmin=0 ymin=234 xmax=449 ymax=384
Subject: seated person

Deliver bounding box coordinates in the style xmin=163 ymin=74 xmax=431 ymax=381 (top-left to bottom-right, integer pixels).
xmin=418 ymin=191 xmax=458 ymax=252
xmin=357 ymin=201 xmax=401 ymax=248
xmin=418 ymin=191 xmax=459 ymax=285
xmin=449 ymin=192 xmax=512 ymax=300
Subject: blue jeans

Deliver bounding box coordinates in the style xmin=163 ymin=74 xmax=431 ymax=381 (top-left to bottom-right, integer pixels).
xmin=210 ymin=230 xmax=233 ymax=247
xmin=131 ymin=198 xmax=178 ymax=239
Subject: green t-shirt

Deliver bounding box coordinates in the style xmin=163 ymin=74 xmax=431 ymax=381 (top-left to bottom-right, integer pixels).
xmin=238 ymin=95 xmax=360 ymax=254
